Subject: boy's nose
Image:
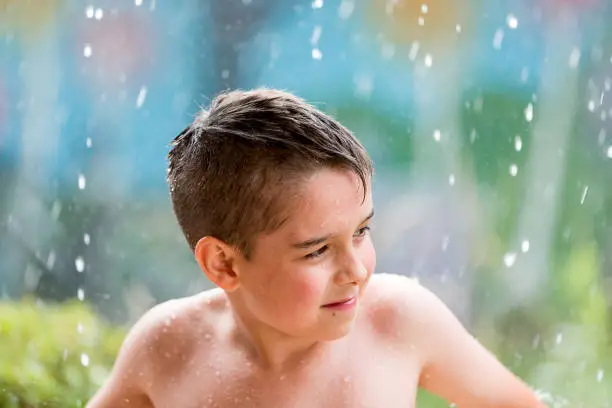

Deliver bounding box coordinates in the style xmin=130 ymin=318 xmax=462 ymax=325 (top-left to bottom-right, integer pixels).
xmin=335 ymin=253 xmax=368 ymax=286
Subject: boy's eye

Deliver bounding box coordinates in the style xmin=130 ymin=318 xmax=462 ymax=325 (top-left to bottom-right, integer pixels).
xmin=305 ymin=245 xmax=328 ymax=259
xmin=354 ymin=226 xmax=371 ymax=238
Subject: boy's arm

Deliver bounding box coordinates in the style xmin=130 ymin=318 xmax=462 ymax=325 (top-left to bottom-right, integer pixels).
xmin=87 ymin=310 xmax=159 ymax=408
xmin=411 ymin=283 xmax=545 ymax=407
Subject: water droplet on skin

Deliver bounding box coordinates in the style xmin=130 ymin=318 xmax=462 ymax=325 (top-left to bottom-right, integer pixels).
xmin=343 ymin=375 xmax=351 ymax=383
xmin=514 ymin=135 xmax=522 ymax=151
xmin=78 ymin=174 xmax=86 ymax=190
xmin=75 ymin=256 xmax=85 ymax=273
xmin=204 ymin=333 xmax=212 ymax=341
xmin=507 ymin=14 xmax=518 ymax=29
xmin=493 ymin=29 xmax=504 ymax=50
xmin=503 ymin=252 xmax=517 ymax=267
xmin=312 ymin=0 xmax=323 ymax=8
xmin=83 ymin=44 xmax=92 ymax=58
xmin=524 ymin=103 xmax=533 ymax=122
xmin=521 ymin=240 xmax=530 ymax=253
xmin=81 ymin=353 xmax=90 ymax=367
xmin=509 ymin=164 xmax=518 ymax=176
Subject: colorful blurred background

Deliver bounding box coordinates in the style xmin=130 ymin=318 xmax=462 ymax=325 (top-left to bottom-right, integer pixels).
xmin=1 ymin=0 xmax=611 ymax=406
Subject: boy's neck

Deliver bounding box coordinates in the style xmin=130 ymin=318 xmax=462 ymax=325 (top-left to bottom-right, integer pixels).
xmin=226 ymin=296 xmax=328 ymax=372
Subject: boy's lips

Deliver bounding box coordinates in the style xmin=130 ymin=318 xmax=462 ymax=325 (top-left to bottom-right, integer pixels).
xmin=322 ymin=296 xmax=357 ymax=308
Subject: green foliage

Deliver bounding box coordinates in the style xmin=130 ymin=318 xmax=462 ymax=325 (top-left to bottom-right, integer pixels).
xmin=0 ymin=300 xmax=125 ymax=407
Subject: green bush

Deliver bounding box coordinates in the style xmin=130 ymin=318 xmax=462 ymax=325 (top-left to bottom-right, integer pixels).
xmin=0 ymin=300 xmax=125 ymax=407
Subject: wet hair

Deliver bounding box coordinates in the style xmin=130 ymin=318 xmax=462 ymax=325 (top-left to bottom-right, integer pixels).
xmin=167 ymin=88 xmax=373 ymax=258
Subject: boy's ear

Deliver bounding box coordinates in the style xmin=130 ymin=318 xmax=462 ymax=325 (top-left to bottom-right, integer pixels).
xmin=194 ymin=236 xmax=240 ymax=292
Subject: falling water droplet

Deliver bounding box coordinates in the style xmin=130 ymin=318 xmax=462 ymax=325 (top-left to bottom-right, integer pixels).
xmin=456 ymin=24 xmax=462 ymax=33
xmin=493 ymin=29 xmax=504 ymax=50
xmin=85 ymin=6 xmax=94 ymax=18
xmin=514 ymin=135 xmax=523 ymax=151
xmin=580 ymin=185 xmax=589 ymax=204
xmin=433 ymin=129 xmax=441 ymax=142
xmin=338 ymin=0 xmax=354 ymax=19
xmin=417 ymin=16 xmax=425 ymax=26
xmin=46 ymin=251 xmax=56 ymax=269
xmin=135 ymin=0 xmax=143 ymax=6
xmin=521 ymin=240 xmax=530 ymax=253
xmin=524 ymin=103 xmax=533 ymax=122
xmin=75 ymin=256 xmax=85 ymax=273
xmin=509 ymin=164 xmax=518 ymax=176
xmin=83 ymin=44 xmax=92 ymax=58
xmin=506 ymin=14 xmax=518 ymax=29
xmin=81 ymin=353 xmax=90 ymax=367
xmin=421 ymin=4 xmax=428 ymax=13
xmin=311 ymin=48 xmax=323 ymax=60
xmin=588 ymin=100 xmax=596 ymax=112
xmin=569 ymin=48 xmax=581 ymax=68
xmin=555 ymin=332 xmax=563 ymax=344
xmin=607 ymin=146 xmax=612 ymax=158
xmin=77 ymin=323 xmax=84 ymax=334
xmin=94 ymin=8 xmax=103 ymax=20
xmin=448 ymin=174 xmax=455 ymax=186
xmin=86 ymin=137 xmax=92 ymax=148
xmin=310 ymin=26 xmax=322 ymax=46
xmin=596 ymin=369 xmax=604 ymax=382
xmin=312 ymin=0 xmax=323 ymax=8
xmin=424 ymin=54 xmax=433 ymax=67
xmin=408 ymin=42 xmax=420 ymax=61
xmin=77 ymin=288 xmax=85 ymax=301
xmin=503 ymin=252 xmax=517 ymax=267
xmin=136 ymin=86 xmax=147 ymax=108
xmin=84 ymin=233 xmax=91 ymax=245
xmin=520 ymin=67 xmax=529 ymax=83
xmin=78 ymin=174 xmax=86 ymax=190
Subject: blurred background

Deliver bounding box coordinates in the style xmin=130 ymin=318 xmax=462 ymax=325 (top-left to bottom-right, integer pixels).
xmin=0 ymin=0 xmax=611 ymax=406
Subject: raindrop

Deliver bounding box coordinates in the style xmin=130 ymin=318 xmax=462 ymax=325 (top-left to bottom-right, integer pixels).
xmin=598 ymin=129 xmax=606 ymax=145
xmin=136 ymin=86 xmax=147 ymax=108
xmin=312 ymin=0 xmax=323 ymax=8
xmin=353 ymin=74 xmax=373 ymax=97
xmin=83 ymin=44 xmax=92 ymax=58
xmin=78 ymin=174 xmax=86 ymax=190
xmin=555 ymin=332 xmax=563 ymax=344
xmin=311 ymin=48 xmax=323 ymax=60
xmin=46 ymin=251 xmax=56 ymax=270
xmin=580 ymin=185 xmax=589 ymax=204
xmin=77 ymin=323 xmax=84 ymax=334
xmin=448 ymin=174 xmax=455 ymax=186
xmin=568 ymin=48 xmax=581 ymax=69
xmin=503 ymin=252 xmax=517 ymax=267
xmin=77 ymin=288 xmax=85 ymax=301
xmin=607 ymin=146 xmax=612 ymax=158
xmin=417 ymin=16 xmax=425 ymax=26
xmin=456 ymin=24 xmax=462 ymax=33
xmin=135 ymin=0 xmax=143 ymax=6
xmin=80 ymin=353 xmax=90 ymax=367
xmin=85 ymin=6 xmax=94 ymax=18
xmin=86 ymin=137 xmax=92 ymax=148
xmin=520 ymin=67 xmax=529 ymax=83
xmin=524 ymin=103 xmax=533 ymax=122
xmin=532 ymin=334 xmax=540 ymax=349
xmin=493 ymin=29 xmax=504 ymax=50
xmin=588 ymin=100 xmax=596 ymax=112
xmin=75 ymin=256 xmax=85 ymax=273
xmin=521 ymin=240 xmax=530 ymax=253
xmin=509 ymin=164 xmax=518 ymax=176
xmin=433 ymin=129 xmax=441 ymax=142
xmin=421 ymin=4 xmax=428 ymax=13
xmin=514 ymin=135 xmax=523 ymax=151
xmin=424 ymin=54 xmax=433 ymax=67
xmin=469 ymin=129 xmax=477 ymax=143
xmin=441 ymin=236 xmax=449 ymax=251
xmin=381 ymin=43 xmax=395 ymax=60
xmin=221 ymin=70 xmax=230 ymax=79
xmin=338 ymin=1 xmax=354 ymax=20
xmin=408 ymin=42 xmax=420 ymax=61
xmin=94 ymin=8 xmax=103 ymax=20
xmin=310 ymin=26 xmax=322 ymax=45
xmin=84 ymin=233 xmax=91 ymax=245
xmin=506 ymin=14 xmax=518 ymax=29
xmin=596 ymin=369 xmax=604 ymax=382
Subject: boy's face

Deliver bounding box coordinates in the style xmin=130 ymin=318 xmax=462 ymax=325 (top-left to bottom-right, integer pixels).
xmin=233 ymin=168 xmax=376 ymax=341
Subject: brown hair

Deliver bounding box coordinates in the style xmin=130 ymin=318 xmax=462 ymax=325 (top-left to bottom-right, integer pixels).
xmin=167 ymin=88 xmax=373 ymax=258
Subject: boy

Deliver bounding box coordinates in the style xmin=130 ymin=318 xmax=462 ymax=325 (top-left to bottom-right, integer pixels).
xmin=88 ymin=89 xmax=545 ymax=407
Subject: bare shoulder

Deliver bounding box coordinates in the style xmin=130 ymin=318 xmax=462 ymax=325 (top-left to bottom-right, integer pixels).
xmin=88 ymin=288 xmax=227 ymax=407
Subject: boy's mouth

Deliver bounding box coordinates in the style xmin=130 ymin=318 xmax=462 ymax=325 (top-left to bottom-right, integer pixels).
xmin=322 ymin=296 xmax=356 ymax=308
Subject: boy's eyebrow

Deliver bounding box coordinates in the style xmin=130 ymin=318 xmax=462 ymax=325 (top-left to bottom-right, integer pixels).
xmin=291 ymin=209 xmax=375 ymax=249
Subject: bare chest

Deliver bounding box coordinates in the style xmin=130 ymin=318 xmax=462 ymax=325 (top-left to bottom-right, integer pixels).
xmin=151 ymin=351 xmax=420 ymax=408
